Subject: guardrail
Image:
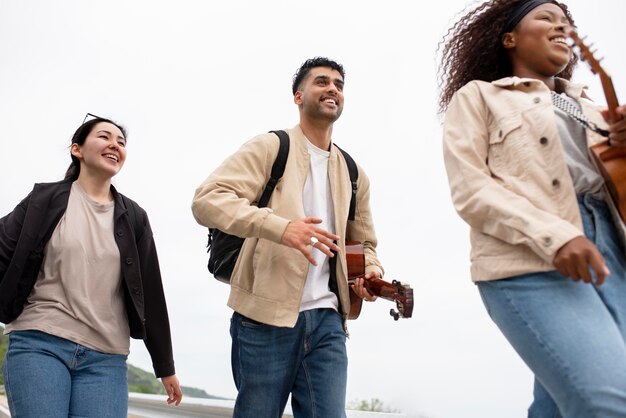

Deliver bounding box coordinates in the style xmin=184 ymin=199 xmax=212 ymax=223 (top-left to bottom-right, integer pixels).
xmin=0 ymin=389 xmax=10 ymax=418
xmin=128 ymin=393 xmax=407 ymax=418
xmin=0 ymin=392 xmax=407 ymax=417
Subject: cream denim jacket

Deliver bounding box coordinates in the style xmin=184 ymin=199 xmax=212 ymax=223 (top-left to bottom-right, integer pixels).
xmin=443 ymin=77 xmax=618 ymax=281
xmin=192 ymin=125 xmax=383 ymax=327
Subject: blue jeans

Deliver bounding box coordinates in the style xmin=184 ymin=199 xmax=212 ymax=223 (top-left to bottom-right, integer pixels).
xmin=478 ymin=195 xmax=626 ymax=418
xmin=2 ymin=330 xmax=128 ymax=417
xmin=230 ymin=308 xmax=347 ymax=418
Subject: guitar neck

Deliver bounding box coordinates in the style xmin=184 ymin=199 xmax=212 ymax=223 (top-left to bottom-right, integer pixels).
xmin=362 ymin=276 xmax=402 ymax=302
xmin=600 ymin=73 xmax=622 ymax=122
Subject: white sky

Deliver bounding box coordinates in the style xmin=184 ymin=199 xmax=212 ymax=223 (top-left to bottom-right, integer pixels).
xmin=1 ymin=1 xmax=624 ymax=417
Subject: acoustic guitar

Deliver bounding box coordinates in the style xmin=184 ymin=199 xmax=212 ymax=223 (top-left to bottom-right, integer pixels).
xmin=345 ymin=241 xmax=413 ymax=320
xmin=566 ymin=28 xmax=626 ymax=220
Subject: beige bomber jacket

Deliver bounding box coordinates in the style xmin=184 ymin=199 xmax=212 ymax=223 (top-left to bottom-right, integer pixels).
xmin=443 ymin=76 xmax=617 ymax=281
xmin=192 ymin=125 xmax=383 ymax=327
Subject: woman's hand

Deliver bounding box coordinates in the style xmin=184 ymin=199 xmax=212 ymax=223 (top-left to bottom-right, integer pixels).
xmin=601 ymin=104 xmax=626 ymax=145
xmin=553 ymin=236 xmax=609 ymax=286
xmin=161 ymin=374 xmax=183 ymax=406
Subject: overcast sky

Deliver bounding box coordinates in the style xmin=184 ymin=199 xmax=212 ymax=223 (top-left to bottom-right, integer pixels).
xmin=1 ymin=1 xmax=625 ymax=417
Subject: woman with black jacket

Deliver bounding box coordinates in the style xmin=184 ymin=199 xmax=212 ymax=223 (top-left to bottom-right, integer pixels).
xmin=0 ymin=115 xmax=182 ymax=417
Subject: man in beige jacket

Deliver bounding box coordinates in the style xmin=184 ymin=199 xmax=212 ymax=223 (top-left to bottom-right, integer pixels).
xmin=192 ymin=57 xmax=383 ymax=418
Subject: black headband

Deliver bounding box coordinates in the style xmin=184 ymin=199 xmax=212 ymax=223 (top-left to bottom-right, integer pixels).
xmin=502 ymin=0 xmax=556 ymax=34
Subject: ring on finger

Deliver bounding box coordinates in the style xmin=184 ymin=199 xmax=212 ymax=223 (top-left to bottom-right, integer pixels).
xmin=310 ymin=236 xmax=319 ymax=246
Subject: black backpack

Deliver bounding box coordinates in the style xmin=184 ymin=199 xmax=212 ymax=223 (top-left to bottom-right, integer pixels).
xmin=207 ymin=130 xmax=358 ymax=283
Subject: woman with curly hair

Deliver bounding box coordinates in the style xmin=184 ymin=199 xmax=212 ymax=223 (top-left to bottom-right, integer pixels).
xmin=439 ymin=0 xmax=626 ymax=416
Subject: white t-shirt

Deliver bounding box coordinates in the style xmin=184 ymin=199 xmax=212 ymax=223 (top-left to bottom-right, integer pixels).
xmin=299 ymin=140 xmax=339 ymax=312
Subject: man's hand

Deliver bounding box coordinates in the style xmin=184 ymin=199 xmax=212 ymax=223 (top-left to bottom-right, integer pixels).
xmin=601 ymin=104 xmax=626 ymax=145
xmin=280 ymin=217 xmax=341 ymax=265
xmin=553 ymin=236 xmax=610 ymax=286
xmin=161 ymin=375 xmax=183 ymax=406
xmin=351 ymin=271 xmax=379 ymax=302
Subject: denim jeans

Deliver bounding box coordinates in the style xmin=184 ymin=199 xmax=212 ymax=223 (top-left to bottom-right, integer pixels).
xmin=478 ymin=195 xmax=626 ymax=418
xmin=2 ymin=330 xmax=128 ymax=417
xmin=230 ymin=308 xmax=347 ymax=418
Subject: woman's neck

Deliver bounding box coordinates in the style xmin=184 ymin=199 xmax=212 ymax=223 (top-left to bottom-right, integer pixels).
xmin=512 ymin=68 xmax=557 ymax=91
xmin=76 ymin=174 xmax=113 ymax=203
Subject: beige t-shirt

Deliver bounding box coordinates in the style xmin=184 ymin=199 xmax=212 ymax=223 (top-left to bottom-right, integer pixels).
xmin=6 ymin=182 xmax=130 ymax=354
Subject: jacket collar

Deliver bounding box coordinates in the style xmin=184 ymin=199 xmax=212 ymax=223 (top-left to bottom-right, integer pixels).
xmin=53 ymin=179 xmax=127 ymax=217
xmin=492 ymin=76 xmax=588 ymax=100
xmin=291 ymin=124 xmax=338 ymax=158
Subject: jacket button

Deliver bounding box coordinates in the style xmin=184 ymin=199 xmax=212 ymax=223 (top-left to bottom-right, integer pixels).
xmin=117 ymin=230 xmax=124 ymax=237
xmin=126 ymin=257 xmax=133 ymax=265
xmin=552 ymin=179 xmax=560 ymax=188
xmin=133 ymin=287 xmax=141 ymax=295
xmin=543 ymin=237 xmax=553 ymax=246
xmin=540 ymin=137 xmax=548 ymax=145
xmin=533 ymin=97 xmax=541 ymax=104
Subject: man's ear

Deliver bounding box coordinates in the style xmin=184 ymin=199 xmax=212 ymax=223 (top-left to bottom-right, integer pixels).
xmin=502 ymin=32 xmax=516 ymax=49
xmin=294 ymin=91 xmax=303 ymax=106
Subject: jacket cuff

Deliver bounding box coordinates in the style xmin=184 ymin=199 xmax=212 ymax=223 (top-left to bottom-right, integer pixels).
xmin=153 ymin=361 xmax=175 ymax=379
xmin=539 ymin=227 xmax=584 ymax=265
xmin=258 ymin=212 xmax=290 ymax=243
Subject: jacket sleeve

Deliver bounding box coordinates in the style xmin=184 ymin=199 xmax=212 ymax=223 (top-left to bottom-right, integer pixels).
xmin=346 ymin=165 xmax=384 ymax=276
xmin=191 ymin=133 xmax=290 ymax=244
xmin=443 ymin=83 xmax=582 ymax=263
xmin=136 ymin=210 xmax=175 ymax=378
xmin=0 ymin=193 xmax=31 ymax=283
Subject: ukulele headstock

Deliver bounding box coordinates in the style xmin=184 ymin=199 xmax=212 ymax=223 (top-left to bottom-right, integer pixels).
xmin=565 ymin=27 xmax=621 ymax=122
xmin=565 ymin=28 xmax=605 ymax=76
xmin=389 ymin=279 xmax=413 ymax=320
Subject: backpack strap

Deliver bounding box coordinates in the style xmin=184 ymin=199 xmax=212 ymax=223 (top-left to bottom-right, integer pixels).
xmin=333 ymin=144 xmax=358 ymax=221
xmin=258 ymin=130 xmax=290 ymax=208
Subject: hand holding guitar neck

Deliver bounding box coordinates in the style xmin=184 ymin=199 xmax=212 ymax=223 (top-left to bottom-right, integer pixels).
xmin=345 ymin=241 xmax=413 ymax=321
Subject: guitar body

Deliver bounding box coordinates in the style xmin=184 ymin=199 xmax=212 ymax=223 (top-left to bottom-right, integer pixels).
xmin=590 ymin=142 xmax=626 ymax=221
xmin=345 ymin=242 xmax=366 ymax=319
xmin=344 ymin=241 xmax=413 ymax=320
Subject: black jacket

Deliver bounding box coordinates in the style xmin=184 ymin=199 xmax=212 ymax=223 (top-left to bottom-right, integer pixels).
xmin=0 ymin=180 xmax=175 ymax=377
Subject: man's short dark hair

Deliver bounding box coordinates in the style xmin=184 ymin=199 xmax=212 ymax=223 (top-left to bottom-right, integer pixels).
xmin=292 ymin=57 xmax=345 ymax=95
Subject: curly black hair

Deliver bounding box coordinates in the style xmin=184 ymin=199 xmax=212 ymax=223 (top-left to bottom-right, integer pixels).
xmin=437 ymin=0 xmax=577 ymax=113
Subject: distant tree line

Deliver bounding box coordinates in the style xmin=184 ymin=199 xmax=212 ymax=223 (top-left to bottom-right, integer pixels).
xmin=0 ymin=325 xmax=221 ymax=399
xmin=347 ymin=397 xmax=399 ymax=413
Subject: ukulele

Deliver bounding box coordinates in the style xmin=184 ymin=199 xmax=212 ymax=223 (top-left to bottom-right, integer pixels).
xmin=566 ymin=28 xmax=626 ymax=221
xmin=345 ymin=241 xmax=413 ymax=321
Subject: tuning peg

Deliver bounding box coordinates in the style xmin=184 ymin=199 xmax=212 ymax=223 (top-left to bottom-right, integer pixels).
xmin=390 ymin=309 xmax=400 ymax=321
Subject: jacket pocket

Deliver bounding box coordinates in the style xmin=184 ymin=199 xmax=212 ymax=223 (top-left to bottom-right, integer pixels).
xmin=487 ymin=114 xmax=529 ymax=178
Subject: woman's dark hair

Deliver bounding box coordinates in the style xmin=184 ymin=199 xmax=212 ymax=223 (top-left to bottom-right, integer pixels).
xmin=64 ymin=117 xmax=127 ymax=181
xmin=437 ymin=0 xmax=576 ymax=113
